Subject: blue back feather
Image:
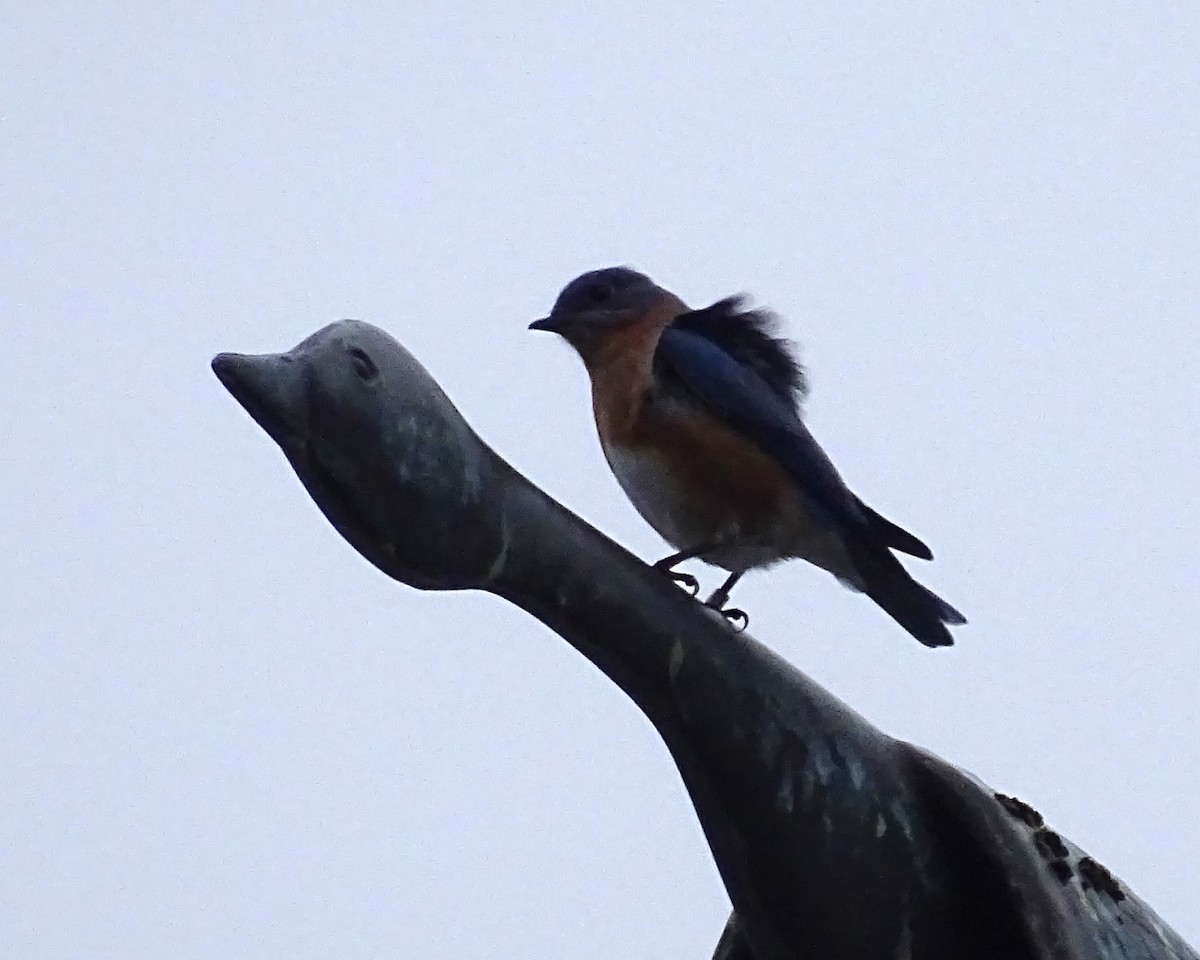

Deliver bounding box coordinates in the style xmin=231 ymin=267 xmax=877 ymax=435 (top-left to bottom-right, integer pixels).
xmin=670 ymin=297 xmax=808 ymax=408
xmin=653 ymin=324 xmax=866 ymax=535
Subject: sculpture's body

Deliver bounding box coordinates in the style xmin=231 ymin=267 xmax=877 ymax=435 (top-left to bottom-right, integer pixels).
xmin=213 ymin=321 xmax=1195 ymax=960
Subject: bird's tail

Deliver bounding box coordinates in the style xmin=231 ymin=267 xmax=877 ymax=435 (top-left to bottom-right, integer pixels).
xmin=918 ymin=583 xmax=967 ymax=627
xmin=848 ymin=540 xmax=966 ymax=648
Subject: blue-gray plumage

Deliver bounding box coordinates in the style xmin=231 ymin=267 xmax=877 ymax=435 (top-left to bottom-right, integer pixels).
xmin=532 ymin=266 xmax=965 ymax=647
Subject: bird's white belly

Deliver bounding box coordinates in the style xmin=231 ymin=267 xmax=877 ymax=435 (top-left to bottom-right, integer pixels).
xmin=603 ymin=444 xmax=703 ymax=551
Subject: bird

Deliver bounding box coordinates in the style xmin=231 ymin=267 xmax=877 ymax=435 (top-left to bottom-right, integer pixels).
xmin=529 ymin=266 xmax=966 ymax=647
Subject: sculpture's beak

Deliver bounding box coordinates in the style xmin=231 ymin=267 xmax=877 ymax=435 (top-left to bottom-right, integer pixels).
xmin=211 ymin=351 xmax=305 ymax=449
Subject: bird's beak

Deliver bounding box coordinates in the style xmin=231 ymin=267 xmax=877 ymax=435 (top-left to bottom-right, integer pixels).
xmin=528 ymin=315 xmax=558 ymax=333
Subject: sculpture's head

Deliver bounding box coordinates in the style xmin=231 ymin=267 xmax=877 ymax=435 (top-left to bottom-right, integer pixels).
xmin=212 ymin=320 xmax=500 ymax=589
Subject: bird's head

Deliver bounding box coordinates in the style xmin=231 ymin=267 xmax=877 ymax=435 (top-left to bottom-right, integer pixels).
xmin=530 ymin=266 xmax=669 ymax=356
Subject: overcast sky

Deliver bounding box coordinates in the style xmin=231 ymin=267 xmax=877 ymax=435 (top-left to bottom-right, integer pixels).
xmin=3 ymin=3 xmax=1197 ymax=957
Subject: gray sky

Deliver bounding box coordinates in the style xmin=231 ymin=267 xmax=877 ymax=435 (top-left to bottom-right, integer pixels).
xmin=3 ymin=3 xmax=1197 ymax=957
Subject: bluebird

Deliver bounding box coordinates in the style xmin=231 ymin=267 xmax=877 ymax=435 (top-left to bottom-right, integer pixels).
xmin=529 ymin=266 xmax=966 ymax=647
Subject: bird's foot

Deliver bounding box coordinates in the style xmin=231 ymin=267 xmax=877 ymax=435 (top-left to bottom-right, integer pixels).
xmin=702 ymin=577 xmax=747 ymax=630
xmin=652 ymin=556 xmax=700 ymax=596
xmin=667 ymin=569 xmax=700 ymax=596
xmin=714 ymin=605 xmax=748 ymax=631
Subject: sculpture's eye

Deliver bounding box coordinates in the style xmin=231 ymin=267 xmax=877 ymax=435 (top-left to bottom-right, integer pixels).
xmin=348 ymin=347 xmax=378 ymax=382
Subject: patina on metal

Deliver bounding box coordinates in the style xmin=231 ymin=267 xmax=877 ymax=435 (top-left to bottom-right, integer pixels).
xmin=212 ymin=320 xmax=1195 ymax=960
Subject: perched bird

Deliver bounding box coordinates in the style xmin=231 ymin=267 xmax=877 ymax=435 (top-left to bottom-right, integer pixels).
xmin=530 ymin=266 xmax=966 ymax=647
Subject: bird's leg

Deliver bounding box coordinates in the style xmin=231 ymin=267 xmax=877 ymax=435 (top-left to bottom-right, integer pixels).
xmin=652 ymin=543 xmax=717 ymax=596
xmin=704 ymin=571 xmax=742 ymax=609
xmin=705 ymin=571 xmax=747 ymax=630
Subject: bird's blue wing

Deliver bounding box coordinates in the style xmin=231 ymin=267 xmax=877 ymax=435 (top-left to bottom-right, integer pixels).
xmin=655 ymin=327 xmax=869 ymax=536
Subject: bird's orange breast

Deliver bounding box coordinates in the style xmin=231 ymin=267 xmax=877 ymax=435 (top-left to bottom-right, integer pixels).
xmin=620 ymin=403 xmax=798 ymax=540
xmin=585 ymin=300 xmax=683 ymax=442
xmin=582 ymin=299 xmax=800 ymax=549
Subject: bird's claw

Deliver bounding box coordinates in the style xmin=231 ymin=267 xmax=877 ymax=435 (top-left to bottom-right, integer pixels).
xmin=718 ymin=607 xmax=748 ymax=631
xmin=668 ymin=570 xmax=700 ymax=596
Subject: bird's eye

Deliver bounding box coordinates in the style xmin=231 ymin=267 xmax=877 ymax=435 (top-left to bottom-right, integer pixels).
xmin=586 ymin=282 xmax=613 ymax=305
xmin=348 ymin=347 xmax=378 ymax=382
